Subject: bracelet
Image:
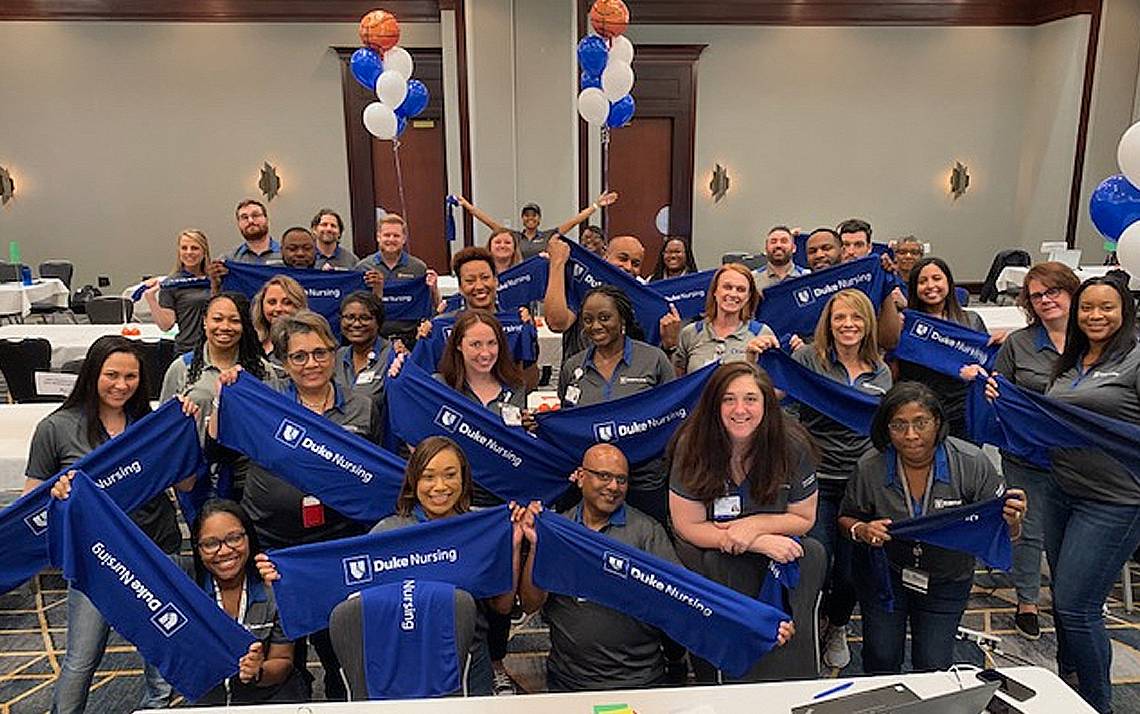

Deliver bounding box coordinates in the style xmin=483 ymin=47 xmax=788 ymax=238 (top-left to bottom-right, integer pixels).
xmin=849 ymin=522 xmax=863 ymax=543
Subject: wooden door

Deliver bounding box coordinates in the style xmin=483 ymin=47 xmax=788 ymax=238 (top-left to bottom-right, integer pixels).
xmin=372 ymin=120 xmax=449 ymax=272
xmin=606 ymin=117 xmax=673 ymax=275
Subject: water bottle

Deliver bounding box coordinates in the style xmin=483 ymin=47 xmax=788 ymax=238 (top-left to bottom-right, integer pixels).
xmin=20 ymin=264 xmax=32 ymax=286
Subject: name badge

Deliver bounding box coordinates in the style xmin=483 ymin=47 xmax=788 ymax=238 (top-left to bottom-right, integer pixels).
xmin=901 ymin=567 xmax=930 ymax=595
xmin=712 ymin=495 xmax=742 ymax=521
xmin=356 ymin=370 xmax=376 ymax=385
xmin=564 ymin=385 xmax=581 ymax=406
xmin=501 ymin=405 xmax=523 ymax=427
xmin=301 ymin=495 xmax=325 ymax=529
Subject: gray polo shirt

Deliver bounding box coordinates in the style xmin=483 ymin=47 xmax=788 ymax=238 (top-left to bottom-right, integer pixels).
xmin=1046 ymin=342 xmax=1140 ymax=503
xmin=27 ymin=407 xmax=181 ymax=553
xmin=335 ymin=338 xmax=393 ymax=403
xmin=226 ymin=239 xmax=283 ymax=265
xmin=992 ymin=323 xmax=1060 ymax=395
xmin=159 ymin=271 xmax=210 ymax=354
xmin=544 ymin=503 xmax=679 ymax=691
xmin=840 ymin=437 xmax=1004 ymax=583
xmin=673 ymin=319 xmax=775 ymax=374
xmin=315 ymin=245 xmax=359 ymax=270
xmin=558 ymin=337 xmax=674 ymax=406
xmin=753 ymin=263 xmax=808 ymax=293
xmin=513 ymin=229 xmax=557 ymax=261
xmin=792 ymin=345 xmax=892 ymax=478
xmin=241 ymin=381 xmax=374 ymax=549
xmin=356 ymin=251 xmax=430 ymax=334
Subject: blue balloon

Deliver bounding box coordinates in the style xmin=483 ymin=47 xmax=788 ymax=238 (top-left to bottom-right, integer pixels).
xmin=350 ymin=47 xmax=383 ymax=91
xmin=1090 ymin=174 xmax=1140 ymax=241
xmin=396 ymin=115 xmax=408 ymax=137
xmin=577 ymin=36 xmax=609 ymax=76
xmin=580 ymin=70 xmax=602 ymax=90
xmin=606 ymin=94 xmax=636 ymax=128
xmin=397 ymin=79 xmax=430 ymax=119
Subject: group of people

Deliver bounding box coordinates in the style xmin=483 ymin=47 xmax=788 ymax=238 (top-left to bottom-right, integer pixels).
xmin=19 ymin=199 xmax=1138 ymax=714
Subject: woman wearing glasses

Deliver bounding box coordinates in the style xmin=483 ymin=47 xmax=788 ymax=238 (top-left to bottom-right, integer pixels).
xmin=960 ymin=262 xmax=1078 ymax=640
xmin=838 ymin=382 xmax=1025 ymax=674
xmin=210 ymin=310 xmax=374 ymax=700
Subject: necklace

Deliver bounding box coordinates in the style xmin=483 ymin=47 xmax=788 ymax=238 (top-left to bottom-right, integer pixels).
xmin=300 ymin=384 xmax=332 ymax=412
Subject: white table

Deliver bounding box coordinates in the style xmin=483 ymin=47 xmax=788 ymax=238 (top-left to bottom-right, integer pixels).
xmin=996 ymin=265 xmax=1140 ymax=292
xmin=971 ymin=306 xmax=1028 ymax=333
xmin=0 ymin=279 xmax=69 ymax=319
xmin=0 ymin=323 xmax=177 ymax=368
xmin=0 ymin=403 xmax=58 ymax=489
xmin=150 ymin=666 xmax=1090 ymax=713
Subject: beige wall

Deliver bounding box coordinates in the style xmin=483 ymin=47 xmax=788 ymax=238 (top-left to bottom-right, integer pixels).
xmin=0 ymin=21 xmax=440 ymax=289
xmin=628 ymin=21 xmax=1090 ymax=280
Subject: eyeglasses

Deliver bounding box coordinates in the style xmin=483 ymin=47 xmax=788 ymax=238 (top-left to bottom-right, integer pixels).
xmin=579 ymin=466 xmax=629 ymax=486
xmin=887 ymin=417 xmax=937 ymax=434
xmin=895 ymin=248 xmax=923 ymax=257
xmin=286 ymin=348 xmax=334 ymax=367
xmin=1028 ymin=287 xmax=1064 ymax=304
xmin=341 ymin=314 xmax=376 ymax=324
xmin=197 ymin=530 xmax=246 ymax=554
xmin=237 ymin=212 xmax=265 ymax=222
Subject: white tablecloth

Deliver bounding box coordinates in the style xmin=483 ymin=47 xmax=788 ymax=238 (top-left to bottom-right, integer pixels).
xmin=0 ymin=324 xmax=177 ymax=368
xmin=971 ymin=305 xmax=1028 ymax=333
xmin=0 ymin=403 xmax=59 ymax=489
xmin=0 ymin=279 xmax=69 ymax=318
xmin=996 ymin=264 xmax=1140 ymax=292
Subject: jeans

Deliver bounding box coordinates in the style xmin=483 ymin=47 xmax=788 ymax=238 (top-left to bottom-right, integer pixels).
xmin=52 ymin=588 xmax=171 ymax=713
xmin=1001 ymin=457 xmax=1047 ymax=605
xmin=807 ymin=478 xmax=857 ymax=627
xmin=859 ymin=573 xmax=972 ymax=675
xmin=1039 ymin=474 xmax=1140 ymax=713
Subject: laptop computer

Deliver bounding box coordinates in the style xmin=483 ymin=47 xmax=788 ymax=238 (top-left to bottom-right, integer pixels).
xmin=889 ymin=681 xmax=1000 ymax=713
xmin=792 ymin=681 xmax=999 ymax=714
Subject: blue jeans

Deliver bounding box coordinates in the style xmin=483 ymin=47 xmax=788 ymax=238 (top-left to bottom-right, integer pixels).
xmin=859 ymin=574 xmax=972 ymax=674
xmin=807 ymin=479 xmax=856 ymax=626
xmin=52 ymin=588 xmax=171 ymax=713
xmin=1002 ymin=457 xmax=1047 ymax=605
xmin=1039 ymin=474 xmax=1140 ymax=713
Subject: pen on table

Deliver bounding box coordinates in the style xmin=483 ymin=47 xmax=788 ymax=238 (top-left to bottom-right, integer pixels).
xmin=812 ymin=681 xmax=854 ymax=700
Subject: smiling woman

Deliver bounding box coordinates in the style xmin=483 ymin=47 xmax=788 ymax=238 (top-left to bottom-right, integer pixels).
xmin=672 ymin=263 xmax=773 ymax=376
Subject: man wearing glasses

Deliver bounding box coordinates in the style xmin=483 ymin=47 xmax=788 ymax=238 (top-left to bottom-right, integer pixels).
xmin=516 ymin=444 xmax=684 ymax=691
xmin=208 ymin=199 xmax=284 ymax=286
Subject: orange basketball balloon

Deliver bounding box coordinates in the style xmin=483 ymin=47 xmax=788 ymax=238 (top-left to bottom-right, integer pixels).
xmin=359 ymin=10 xmax=401 ymax=52
xmin=589 ymin=0 xmax=629 ymax=39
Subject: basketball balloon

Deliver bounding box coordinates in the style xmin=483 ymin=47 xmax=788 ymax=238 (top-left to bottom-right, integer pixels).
xmin=589 ymin=0 xmax=629 ymax=39
xmin=360 ymin=10 xmax=401 ymax=52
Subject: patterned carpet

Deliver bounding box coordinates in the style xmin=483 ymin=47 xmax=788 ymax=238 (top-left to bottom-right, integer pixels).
xmin=3 ymin=531 xmax=1140 ymax=713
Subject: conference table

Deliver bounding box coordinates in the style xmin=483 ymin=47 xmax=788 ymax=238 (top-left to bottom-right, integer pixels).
xmin=996 ymin=264 xmax=1140 ymax=292
xmin=159 ymin=666 xmax=1090 ymax=713
xmin=0 ymin=323 xmax=177 ymax=368
xmin=0 ymin=278 xmax=69 ymax=320
xmin=0 ymin=403 xmax=62 ymax=489
xmin=970 ymin=305 xmax=1028 ymax=333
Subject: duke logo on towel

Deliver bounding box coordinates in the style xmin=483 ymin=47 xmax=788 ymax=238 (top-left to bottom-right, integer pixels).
xmin=564 ymin=241 xmax=670 ymax=345
xmin=221 ymin=262 xmax=372 ymax=339
xmin=756 ymin=256 xmax=892 ymax=337
xmin=893 ymin=310 xmax=998 ymax=377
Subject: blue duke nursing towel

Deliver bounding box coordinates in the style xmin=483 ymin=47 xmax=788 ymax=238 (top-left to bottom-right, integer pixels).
xmin=564 ymin=241 xmax=670 ymax=345
xmin=378 ymin=276 xmax=436 ymax=322
xmin=269 ymin=507 xmax=513 ymax=638
xmin=216 ymin=372 xmax=406 ymax=523
xmin=650 ymin=270 xmax=715 ymax=321
xmin=361 ymin=580 xmax=460 ymax=699
xmin=532 ymin=513 xmax=786 ymax=678
xmin=221 ymin=262 xmax=370 ymax=339
xmin=535 ymin=361 xmax=718 ymax=466
xmin=48 ymin=475 xmax=255 ymax=700
xmin=0 ymin=400 xmax=206 ymax=594
xmin=496 ymin=257 xmax=550 ymax=311
xmin=408 ymin=312 xmax=538 ymax=373
xmin=756 ymin=257 xmax=892 ymax=338
xmin=893 ymin=310 xmax=998 ymax=378
xmin=758 ymin=349 xmax=880 ymax=434
xmin=385 ymin=362 xmax=577 ymax=504
xmin=130 ymin=275 xmax=211 ymax=302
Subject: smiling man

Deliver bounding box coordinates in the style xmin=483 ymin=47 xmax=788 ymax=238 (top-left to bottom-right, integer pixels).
xmin=517 ymin=444 xmax=682 ymax=691
xmin=310 ymin=208 xmax=358 ymax=270
xmin=754 ymin=225 xmax=809 ymax=292
xmin=805 ymin=228 xmax=843 ymax=272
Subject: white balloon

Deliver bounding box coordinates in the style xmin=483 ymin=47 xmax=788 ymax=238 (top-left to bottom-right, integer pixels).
xmin=1118 ymin=121 xmax=1140 ymax=189
xmin=375 ymin=70 xmax=408 ymax=107
xmin=601 ymin=60 xmax=634 ymax=102
xmin=1117 ymin=221 xmax=1140 ymax=275
xmin=610 ymin=35 xmax=634 ymax=65
xmin=577 ymin=87 xmax=609 ymax=126
xmin=363 ymin=101 xmax=397 ymax=140
xmin=384 ymin=46 xmax=414 ymax=81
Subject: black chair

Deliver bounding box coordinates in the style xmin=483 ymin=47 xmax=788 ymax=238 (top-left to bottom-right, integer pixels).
xmin=86 ymin=296 xmax=134 ymax=324
xmin=30 ymin=260 xmax=78 ymax=323
xmin=0 ymin=338 xmax=53 ymax=403
xmin=0 ymin=262 xmax=20 ymax=283
xmin=979 ymin=249 xmax=1031 ymax=304
xmin=676 ymin=536 xmax=827 ymax=682
xmin=330 ymin=586 xmax=477 ymax=700
xmin=722 ymin=252 xmax=766 ymax=272
xmin=133 ymin=339 xmax=177 ymax=400
xmin=60 ymin=358 xmax=85 ymax=374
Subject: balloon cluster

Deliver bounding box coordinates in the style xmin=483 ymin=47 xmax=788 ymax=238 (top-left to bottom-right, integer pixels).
xmin=576 ymin=0 xmax=635 ymax=129
xmin=1091 ymin=122 xmax=1140 ymax=273
xmin=351 ymin=9 xmax=431 ymax=141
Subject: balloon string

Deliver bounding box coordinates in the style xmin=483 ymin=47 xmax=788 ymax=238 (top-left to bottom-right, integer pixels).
xmin=600 ymin=126 xmax=611 ymax=233
xmin=393 ymin=139 xmax=409 ymax=234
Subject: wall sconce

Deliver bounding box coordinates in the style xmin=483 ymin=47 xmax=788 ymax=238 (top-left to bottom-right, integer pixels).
xmin=949 ymin=161 xmax=970 ymax=200
xmin=259 ymin=162 xmax=281 ymax=202
xmin=0 ymin=165 xmax=15 ymax=206
xmin=709 ymin=164 xmax=730 ymax=203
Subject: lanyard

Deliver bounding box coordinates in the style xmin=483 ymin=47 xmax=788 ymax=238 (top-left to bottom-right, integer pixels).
xmin=213 ymin=578 xmax=248 ymax=703
xmin=897 ymin=454 xmax=935 ymax=519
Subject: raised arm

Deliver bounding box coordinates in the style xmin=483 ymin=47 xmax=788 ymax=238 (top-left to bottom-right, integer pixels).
xmin=542 ymin=236 xmax=576 ymax=332
xmin=554 ymin=191 xmax=618 ymax=236
xmin=455 ymin=196 xmax=507 ymax=235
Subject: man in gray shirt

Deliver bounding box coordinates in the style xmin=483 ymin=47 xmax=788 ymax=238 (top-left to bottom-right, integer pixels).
xmin=754 ymin=226 xmax=809 ymax=292
xmin=206 ymin=199 xmax=283 ymax=287
xmin=311 ymin=208 xmax=359 ymax=270
xmin=456 ymin=193 xmax=619 ymax=261
xmin=518 ymin=444 xmax=680 ymax=691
